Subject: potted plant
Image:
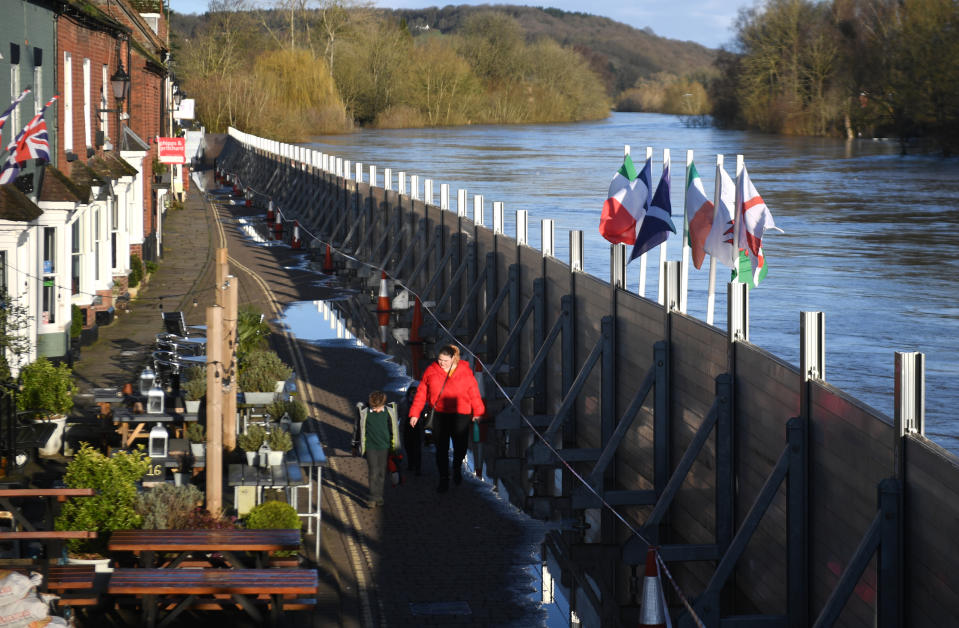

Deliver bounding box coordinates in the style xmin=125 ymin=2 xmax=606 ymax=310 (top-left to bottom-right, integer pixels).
xmin=182 ymin=366 xmax=206 ymax=414
xmin=136 ymin=484 xmax=203 ymax=529
xmin=266 ymin=399 xmax=309 ymax=435
xmin=244 ymin=500 xmax=301 ymax=563
xmin=265 ymin=428 xmax=292 ymax=466
xmin=238 ymin=349 xmax=292 ymax=404
xmin=236 ymin=306 xmax=271 ymax=363
xmin=186 ymin=422 xmax=205 ymax=458
xmin=55 ymin=443 xmax=150 ymax=568
xmin=237 ymin=424 xmax=266 ymax=466
xmin=17 ymin=357 xmax=78 ymax=456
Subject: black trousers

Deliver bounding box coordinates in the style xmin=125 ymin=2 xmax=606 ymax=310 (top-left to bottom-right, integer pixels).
xmin=433 ymin=411 xmax=471 ymax=479
xmin=404 ymin=418 xmax=423 ymax=472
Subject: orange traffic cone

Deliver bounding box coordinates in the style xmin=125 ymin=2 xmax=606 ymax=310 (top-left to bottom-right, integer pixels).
xmin=638 ymin=547 xmax=668 ymax=627
xmin=274 ymin=210 xmax=283 ymax=241
xmin=245 ymin=187 xmax=252 ymax=207
xmin=323 ymin=244 xmax=335 ymax=273
xmin=375 ymin=272 xmax=391 ymax=313
xmin=267 ymin=200 xmax=275 ymax=222
xmin=409 ymin=297 xmax=423 ymax=344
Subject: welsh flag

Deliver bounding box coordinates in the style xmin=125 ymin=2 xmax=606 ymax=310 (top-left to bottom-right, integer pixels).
xmin=704 ymin=166 xmax=738 ymax=270
xmin=733 ymin=247 xmax=769 ymax=287
xmin=685 ymin=162 xmax=714 ymax=269
xmin=599 ymin=154 xmax=649 ymax=245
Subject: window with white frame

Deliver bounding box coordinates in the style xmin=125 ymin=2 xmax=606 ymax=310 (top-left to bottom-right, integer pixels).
xmin=100 ymin=64 xmax=108 ymax=135
xmin=83 ymin=58 xmax=91 ymax=148
xmin=42 ymin=227 xmax=56 ymax=324
xmin=71 ymin=220 xmax=81 ymax=295
xmin=10 ymin=46 xmax=20 ymax=132
xmin=63 ymin=52 xmax=73 ymax=152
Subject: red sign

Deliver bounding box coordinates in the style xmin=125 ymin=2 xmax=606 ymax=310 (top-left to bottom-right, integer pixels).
xmin=157 ymin=137 xmax=186 ymax=164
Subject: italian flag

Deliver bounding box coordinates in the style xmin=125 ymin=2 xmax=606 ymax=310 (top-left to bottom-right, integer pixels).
xmin=599 ymin=154 xmax=649 ymax=245
xmin=684 ymin=162 xmax=714 ymax=270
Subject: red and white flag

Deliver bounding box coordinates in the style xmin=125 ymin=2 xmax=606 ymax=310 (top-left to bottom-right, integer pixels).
xmin=736 ymin=164 xmax=781 ymax=257
xmin=0 ymin=95 xmax=57 ymax=185
xmin=0 ymin=89 xmax=30 ymax=132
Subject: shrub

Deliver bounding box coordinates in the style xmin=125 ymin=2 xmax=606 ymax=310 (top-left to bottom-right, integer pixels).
xmin=266 ymin=399 xmax=308 ymax=423
xmin=266 ymin=428 xmax=292 ymax=453
xmin=238 ymin=348 xmax=292 ymax=392
xmin=186 ymin=422 xmax=205 ymax=444
xmin=136 ymin=484 xmax=203 ymax=529
xmin=183 ymin=507 xmax=239 ymax=530
xmin=129 ymin=254 xmax=144 ymax=288
xmin=245 ymin=500 xmax=300 ymax=530
xmin=236 ymin=306 xmax=271 ymax=361
xmin=17 ymin=358 xmax=77 ymax=418
xmin=145 ymin=260 xmax=158 ymax=274
xmin=182 ymin=365 xmax=207 ymax=401
xmin=55 ymin=443 xmax=150 ymax=555
xmin=237 ymin=424 xmax=266 ymax=452
xmin=70 ymin=305 xmax=83 ymax=339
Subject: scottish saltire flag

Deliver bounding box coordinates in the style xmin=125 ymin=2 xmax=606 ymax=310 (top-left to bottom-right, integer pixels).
xmin=685 ymin=162 xmax=715 ymax=269
xmin=736 ymin=164 xmax=781 ymax=258
xmin=630 ymin=160 xmax=676 ymax=260
xmin=704 ymin=167 xmax=738 ymax=269
xmin=599 ymin=153 xmax=649 ymax=245
xmin=0 ymin=89 xmax=30 ymax=132
xmin=733 ymin=247 xmax=769 ymax=287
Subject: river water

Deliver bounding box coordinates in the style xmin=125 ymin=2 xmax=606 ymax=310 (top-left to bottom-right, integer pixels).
xmin=306 ymin=112 xmax=959 ymax=456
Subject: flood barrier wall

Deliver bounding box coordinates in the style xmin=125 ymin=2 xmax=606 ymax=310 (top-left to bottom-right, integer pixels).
xmin=214 ymin=130 xmax=959 ymax=628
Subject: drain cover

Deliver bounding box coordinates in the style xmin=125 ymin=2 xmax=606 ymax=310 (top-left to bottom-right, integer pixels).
xmin=409 ymin=602 xmax=472 ymax=616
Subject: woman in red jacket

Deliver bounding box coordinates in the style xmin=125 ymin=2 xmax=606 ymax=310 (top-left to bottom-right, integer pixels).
xmin=409 ymin=344 xmax=485 ymax=493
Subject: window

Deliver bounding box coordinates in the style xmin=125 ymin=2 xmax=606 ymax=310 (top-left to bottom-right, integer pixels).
xmin=83 ymin=58 xmax=91 ymax=148
xmin=63 ymin=52 xmax=73 ymax=152
xmin=0 ymin=251 xmax=7 ymax=296
xmin=71 ymin=220 xmax=81 ymax=295
xmin=42 ymin=227 xmax=56 ymax=324
xmin=94 ymin=209 xmax=100 ymax=282
xmin=32 ymin=47 xmax=42 ymax=115
xmin=100 ymin=64 xmax=108 ymax=135
xmin=9 ymin=44 xmax=20 ymax=132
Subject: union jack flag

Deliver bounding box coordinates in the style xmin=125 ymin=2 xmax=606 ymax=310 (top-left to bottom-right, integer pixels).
xmin=0 ymin=89 xmax=30 ymax=132
xmin=0 ymin=95 xmax=57 ymax=185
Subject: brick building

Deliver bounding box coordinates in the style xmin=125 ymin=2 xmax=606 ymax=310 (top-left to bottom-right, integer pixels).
xmin=0 ymin=0 xmax=169 ymax=365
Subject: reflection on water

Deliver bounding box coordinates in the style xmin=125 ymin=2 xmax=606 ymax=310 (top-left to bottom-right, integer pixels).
xmin=308 ymin=113 xmax=959 ymax=455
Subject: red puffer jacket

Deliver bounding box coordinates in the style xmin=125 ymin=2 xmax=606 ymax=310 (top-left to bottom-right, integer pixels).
xmin=409 ymin=361 xmax=485 ymax=418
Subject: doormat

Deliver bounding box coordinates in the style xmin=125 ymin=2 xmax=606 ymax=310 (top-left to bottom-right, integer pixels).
xmin=409 ymin=601 xmax=472 ymax=616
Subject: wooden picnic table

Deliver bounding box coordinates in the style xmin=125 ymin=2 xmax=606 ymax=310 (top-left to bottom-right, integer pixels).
xmin=108 ymin=528 xmax=301 ymax=569
xmin=108 ymin=567 xmax=317 ymax=628
xmin=0 ymin=488 xmax=97 ymax=560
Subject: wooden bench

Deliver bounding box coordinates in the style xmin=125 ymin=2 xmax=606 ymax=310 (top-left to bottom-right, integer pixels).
xmin=108 ymin=567 xmax=317 ymax=627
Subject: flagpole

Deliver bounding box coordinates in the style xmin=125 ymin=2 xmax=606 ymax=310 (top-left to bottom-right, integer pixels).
xmin=706 ymin=154 xmax=723 ymax=325
xmin=732 ymin=154 xmax=744 ymax=282
xmin=638 ymin=145 xmax=652 ymax=297
xmin=681 ymin=149 xmax=692 ymax=313
xmin=656 ymin=148 xmax=670 ymax=305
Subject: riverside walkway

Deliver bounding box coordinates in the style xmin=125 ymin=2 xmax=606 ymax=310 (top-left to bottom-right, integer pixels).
xmin=68 ymin=170 xmax=545 ymax=627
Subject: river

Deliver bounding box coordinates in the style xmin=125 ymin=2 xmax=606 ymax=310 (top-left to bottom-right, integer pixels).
xmin=306 ymin=112 xmax=959 ymax=456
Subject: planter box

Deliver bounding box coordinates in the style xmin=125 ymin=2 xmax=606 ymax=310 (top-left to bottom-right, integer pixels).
xmin=185 ymin=399 xmax=201 ymax=414
xmin=243 ymin=392 xmax=276 ymax=405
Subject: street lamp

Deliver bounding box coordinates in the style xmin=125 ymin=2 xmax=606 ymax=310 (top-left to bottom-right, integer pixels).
xmin=98 ymin=61 xmax=130 ymax=114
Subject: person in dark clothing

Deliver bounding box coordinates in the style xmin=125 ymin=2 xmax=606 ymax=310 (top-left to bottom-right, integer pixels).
xmin=409 ymin=345 xmax=485 ymax=493
xmin=403 ymin=384 xmax=423 ymax=475
xmin=353 ymin=391 xmax=399 ymax=507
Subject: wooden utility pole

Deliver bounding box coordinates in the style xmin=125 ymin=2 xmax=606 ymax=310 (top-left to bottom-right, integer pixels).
xmin=205 ymin=304 xmax=223 ymax=513
xmin=222 ymin=275 xmax=238 ymax=450
xmin=215 ymin=248 xmax=228 ymax=306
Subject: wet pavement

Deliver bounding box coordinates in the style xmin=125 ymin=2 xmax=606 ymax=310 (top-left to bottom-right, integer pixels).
xmin=52 ymin=170 xmax=548 ymax=627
